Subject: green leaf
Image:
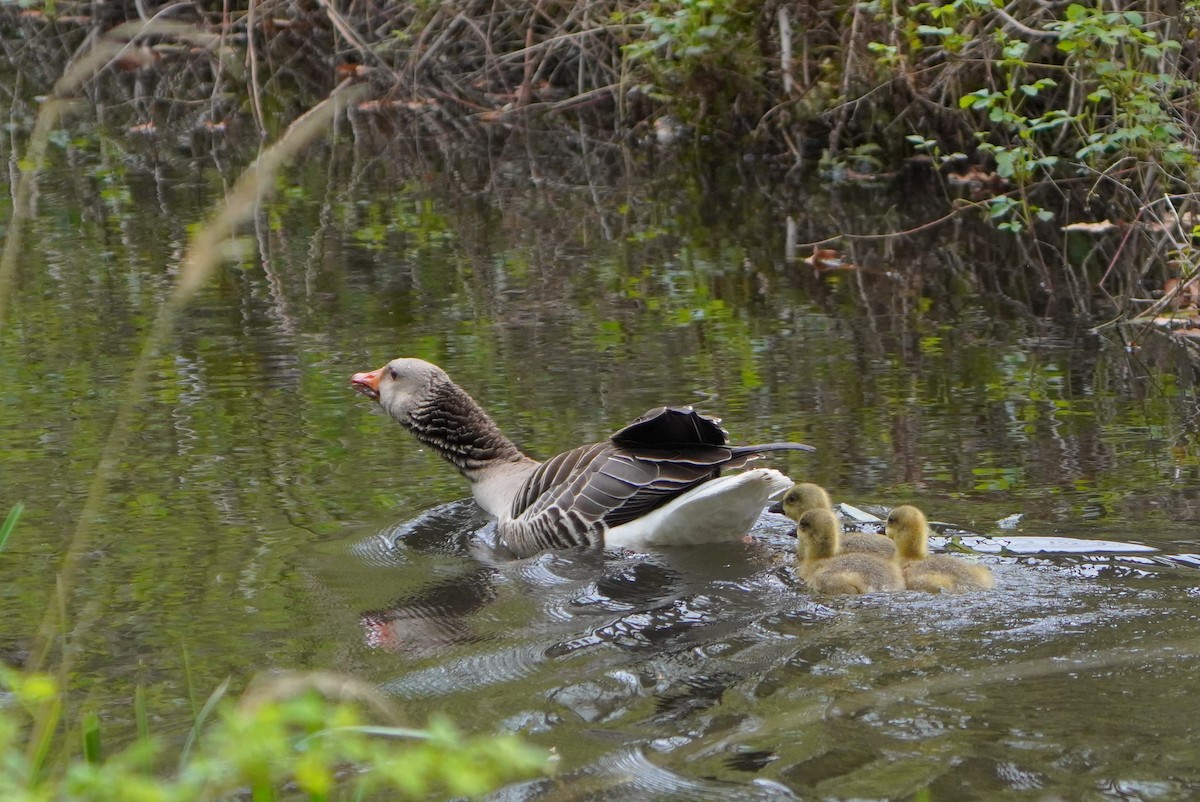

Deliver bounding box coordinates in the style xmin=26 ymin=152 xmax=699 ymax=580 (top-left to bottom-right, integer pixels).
xmin=994 ymin=150 xmax=1018 ymax=178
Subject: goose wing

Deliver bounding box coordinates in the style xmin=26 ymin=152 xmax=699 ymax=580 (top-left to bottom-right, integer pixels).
xmin=502 ymin=408 xmax=815 ymax=554
xmin=509 ymin=440 xmax=818 ymax=547
xmin=510 ymin=442 xmax=725 ymax=532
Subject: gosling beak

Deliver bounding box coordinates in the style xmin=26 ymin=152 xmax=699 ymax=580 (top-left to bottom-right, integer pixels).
xmin=767 ymin=501 xmax=784 ymax=515
xmin=351 ymin=368 xmax=383 ymax=401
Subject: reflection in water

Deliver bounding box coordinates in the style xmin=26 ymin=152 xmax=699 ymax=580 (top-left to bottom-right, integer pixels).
xmin=339 ymin=503 xmax=1200 ymax=800
xmin=360 ymin=565 xmax=497 ymax=658
xmin=4 ymin=117 xmax=1200 ymax=800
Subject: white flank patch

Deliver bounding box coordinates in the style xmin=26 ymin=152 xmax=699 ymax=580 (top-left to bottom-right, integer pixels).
xmin=604 ymin=468 xmax=793 ymax=549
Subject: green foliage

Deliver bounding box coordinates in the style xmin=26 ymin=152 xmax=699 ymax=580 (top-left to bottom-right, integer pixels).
xmin=884 ymin=1 xmax=1200 ymax=233
xmin=0 ymin=669 xmax=547 ymax=802
xmin=1050 ymin=4 xmax=1192 ymax=165
xmin=621 ymin=0 xmax=758 ymax=122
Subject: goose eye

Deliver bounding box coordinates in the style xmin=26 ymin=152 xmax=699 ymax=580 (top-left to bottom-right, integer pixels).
xmin=388 ymin=366 xmax=399 ymax=380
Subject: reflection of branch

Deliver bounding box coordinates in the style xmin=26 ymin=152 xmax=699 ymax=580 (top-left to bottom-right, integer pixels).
xmin=790 ymin=206 xmax=969 ymax=251
xmin=0 ymin=16 xmax=220 ymax=328
xmin=247 ymin=0 xmax=266 ymax=135
xmin=28 ymin=79 xmax=368 ymax=672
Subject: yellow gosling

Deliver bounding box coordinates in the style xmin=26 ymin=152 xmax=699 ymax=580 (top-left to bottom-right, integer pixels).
xmin=796 ymin=509 xmax=905 ymax=595
xmin=780 ymin=483 xmax=896 ymax=558
xmin=886 ymin=505 xmax=995 ymax=593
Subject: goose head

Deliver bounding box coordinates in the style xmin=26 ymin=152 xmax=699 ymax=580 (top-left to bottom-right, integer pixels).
xmin=351 ymin=357 xmax=448 ymax=426
xmin=796 ymin=508 xmax=841 ymax=561
xmin=778 ymin=483 xmax=833 ymax=523
xmin=886 ymin=504 xmax=930 ymax=560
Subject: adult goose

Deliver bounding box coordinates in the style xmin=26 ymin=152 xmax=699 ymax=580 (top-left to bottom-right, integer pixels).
xmin=351 ymin=358 xmax=814 ymax=558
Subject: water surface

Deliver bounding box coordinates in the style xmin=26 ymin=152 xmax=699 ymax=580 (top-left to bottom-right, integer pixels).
xmin=2 ymin=119 xmax=1200 ymax=799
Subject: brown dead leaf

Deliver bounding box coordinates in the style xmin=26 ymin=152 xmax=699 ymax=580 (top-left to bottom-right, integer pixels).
xmin=355 ymin=99 xmax=407 ymax=113
xmin=947 ymin=164 xmax=1007 ymax=194
xmin=1163 ymin=277 xmax=1200 ymax=309
xmin=804 ymin=248 xmax=857 ymax=271
xmin=1062 ymin=220 xmax=1118 ymax=234
xmin=476 ymin=109 xmax=511 ymax=123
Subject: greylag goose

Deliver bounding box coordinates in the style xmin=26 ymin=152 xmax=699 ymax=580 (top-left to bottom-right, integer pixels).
xmin=777 ymin=483 xmax=896 ymax=557
xmin=886 ymin=505 xmax=995 ymax=593
xmin=350 ymin=358 xmax=814 ymax=558
xmin=795 ymin=508 xmax=904 ymax=594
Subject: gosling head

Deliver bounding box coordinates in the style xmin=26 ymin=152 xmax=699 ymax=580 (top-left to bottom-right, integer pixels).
xmin=796 ymin=508 xmax=842 ymax=560
xmin=351 ymin=357 xmax=449 ymax=427
xmin=780 ymin=483 xmax=834 ymax=523
xmin=886 ymin=504 xmax=930 ymax=560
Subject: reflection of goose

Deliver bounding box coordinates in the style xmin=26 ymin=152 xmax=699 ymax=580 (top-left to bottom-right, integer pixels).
xmin=352 ymin=358 xmax=812 ymax=557
xmin=360 ymin=566 xmax=498 ymax=657
xmin=778 ymin=483 xmax=896 ymax=557
xmin=886 ymin=505 xmax=995 ymax=593
xmin=796 ymin=509 xmax=904 ymax=594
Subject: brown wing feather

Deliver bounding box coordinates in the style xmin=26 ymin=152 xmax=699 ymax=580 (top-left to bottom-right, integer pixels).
xmin=510 ymin=442 xmax=734 ymax=531
xmin=505 ymin=421 xmax=815 ymax=554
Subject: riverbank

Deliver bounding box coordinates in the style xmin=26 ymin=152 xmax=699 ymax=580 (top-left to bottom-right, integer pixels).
xmin=2 ymin=1 xmax=1199 ymax=315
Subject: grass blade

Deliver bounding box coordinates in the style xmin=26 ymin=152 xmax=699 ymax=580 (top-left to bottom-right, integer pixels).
xmin=81 ymin=711 xmax=102 ymax=765
xmin=0 ymin=502 xmax=23 ymax=552
xmin=178 ymin=676 xmax=231 ymax=773
xmin=181 ymin=639 xmax=198 ymax=719
xmin=26 ymin=692 xmax=63 ymax=781
xmin=135 ymin=682 xmax=151 ymax=772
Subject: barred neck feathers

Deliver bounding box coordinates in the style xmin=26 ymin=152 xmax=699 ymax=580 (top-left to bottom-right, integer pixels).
xmin=403 ymin=378 xmax=527 ymax=476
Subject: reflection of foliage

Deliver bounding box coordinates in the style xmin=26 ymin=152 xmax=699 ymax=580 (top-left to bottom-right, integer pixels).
xmin=2 ymin=99 xmax=1199 ymax=795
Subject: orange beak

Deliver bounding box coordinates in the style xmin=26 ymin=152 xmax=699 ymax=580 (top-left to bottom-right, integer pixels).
xmin=351 ymin=367 xmax=383 ymax=400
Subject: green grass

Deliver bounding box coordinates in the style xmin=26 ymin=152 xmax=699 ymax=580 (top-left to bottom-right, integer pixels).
xmin=0 ymin=503 xmax=21 ymax=553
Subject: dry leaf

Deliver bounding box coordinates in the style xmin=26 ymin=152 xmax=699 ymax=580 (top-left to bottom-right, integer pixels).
xmin=804 ymin=248 xmax=856 ymax=271
xmin=1062 ymin=220 xmax=1118 ymax=234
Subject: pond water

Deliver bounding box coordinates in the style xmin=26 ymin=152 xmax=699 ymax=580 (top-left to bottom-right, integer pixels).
xmin=3 ymin=117 xmax=1200 ymax=800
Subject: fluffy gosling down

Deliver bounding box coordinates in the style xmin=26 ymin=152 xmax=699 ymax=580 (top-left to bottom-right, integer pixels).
xmin=779 ymin=483 xmax=896 ymax=557
xmin=795 ymin=509 xmax=905 ymax=595
xmin=886 ymin=505 xmax=995 ymax=593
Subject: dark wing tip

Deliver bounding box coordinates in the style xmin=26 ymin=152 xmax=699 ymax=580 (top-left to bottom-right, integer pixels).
xmin=610 ymin=406 xmax=730 ymax=447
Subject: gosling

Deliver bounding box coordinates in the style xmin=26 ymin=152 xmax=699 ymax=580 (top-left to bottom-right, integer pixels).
xmin=795 ymin=508 xmax=905 ymax=595
xmin=886 ymin=505 xmax=995 ymax=593
xmin=780 ymin=483 xmax=896 ymax=557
